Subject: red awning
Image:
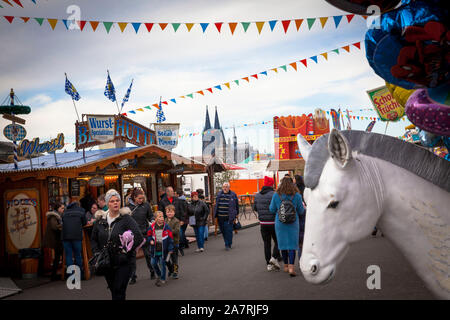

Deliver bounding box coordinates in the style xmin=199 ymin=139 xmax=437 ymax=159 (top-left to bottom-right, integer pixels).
xmin=222 ymin=163 xmax=246 ymax=170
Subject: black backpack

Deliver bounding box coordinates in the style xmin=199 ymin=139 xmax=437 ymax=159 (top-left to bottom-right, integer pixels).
xmin=278 ymin=195 xmax=297 ymax=224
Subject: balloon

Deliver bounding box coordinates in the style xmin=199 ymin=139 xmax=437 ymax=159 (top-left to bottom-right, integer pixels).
xmin=405 ymin=88 xmax=450 ymax=136
xmin=324 ymin=0 xmax=402 ymax=15
xmin=365 ymin=1 xmax=449 ymax=89
xmin=385 ymin=82 xmax=415 ymax=108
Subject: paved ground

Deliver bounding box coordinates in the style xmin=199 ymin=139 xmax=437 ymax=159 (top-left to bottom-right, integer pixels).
xmin=6 ymin=224 xmax=434 ymax=300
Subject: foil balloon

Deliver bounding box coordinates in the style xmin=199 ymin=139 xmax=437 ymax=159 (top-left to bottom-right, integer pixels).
xmin=385 ymin=82 xmax=415 ymax=108
xmin=405 ymin=87 xmax=450 ymax=136
xmin=324 ymin=0 xmax=402 ymax=15
xmin=365 ymin=1 xmax=449 ymax=89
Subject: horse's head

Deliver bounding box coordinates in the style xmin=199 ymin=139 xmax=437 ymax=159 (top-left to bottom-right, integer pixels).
xmin=297 ymin=129 xmax=382 ymax=285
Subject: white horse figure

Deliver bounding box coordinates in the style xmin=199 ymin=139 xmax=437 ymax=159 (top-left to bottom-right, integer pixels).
xmin=297 ymin=129 xmax=450 ymax=299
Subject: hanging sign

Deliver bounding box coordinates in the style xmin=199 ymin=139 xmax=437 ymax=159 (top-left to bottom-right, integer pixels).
xmin=2 ymin=114 xmax=26 ymax=125
xmin=154 ymin=123 xmax=180 ymax=150
xmin=17 ymin=133 xmax=64 ymax=157
xmin=3 ymin=123 xmax=27 ymax=141
xmin=76 ymin=114 xmax=155 ymax=150
xmin=89 ymin=176 xmax=105 ymax=187
xmin=367 ymin=86 xmax=405 ymax=122
xmin=86 ymin=114 xmax=115 ymax=143
xmin=4 ymin=189 xmax=41 ymax=254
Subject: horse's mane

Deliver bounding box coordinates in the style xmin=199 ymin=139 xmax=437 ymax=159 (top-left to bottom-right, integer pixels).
xmin=304 ymin=130 xmax=450 ymax=192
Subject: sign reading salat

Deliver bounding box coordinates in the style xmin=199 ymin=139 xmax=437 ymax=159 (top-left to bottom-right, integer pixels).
xmin=86 ymin=115 xmax=115 ymax=143
xmin=367 ymin=86 xmax=405 ymax=122
xmin=5 ymin=189 xmax=40 ymax=253
xmin=154 ymin=123 xmax=180 ymax=150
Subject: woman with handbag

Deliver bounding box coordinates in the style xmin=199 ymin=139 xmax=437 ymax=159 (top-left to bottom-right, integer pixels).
xmin=187 ymin=191 xmax=210 ymax=252
xmin=269 ymin=177 xmax=305 ymax=277
xmin=90 ymin=189 xmax=144 ymax=300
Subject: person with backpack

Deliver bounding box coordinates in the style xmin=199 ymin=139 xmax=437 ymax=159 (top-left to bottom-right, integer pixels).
xmin=254 ymin=176 xmax=281 ymax=271
xmin=269 ymin=177 xmax=305 ymax=277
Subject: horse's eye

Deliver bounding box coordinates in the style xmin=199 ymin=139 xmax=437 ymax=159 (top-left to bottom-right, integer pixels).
xmin=327 ymin=201 xmax=339 ymax=209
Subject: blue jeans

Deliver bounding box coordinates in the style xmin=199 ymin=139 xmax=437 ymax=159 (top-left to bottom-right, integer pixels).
xmin=194 ymin=225 xmax=205 ymax=249
xmin=63 ymin=240 xmax=83 ymax=272
xmin=204 ymin=224 xmax=209 ymax=239
xmin=217 ymin=217 xmax=233 ymax=248
xmin=281 ymin=250 xmax=296 ymax=265
xmin=151 ymin=254 xmax=167 ymax=281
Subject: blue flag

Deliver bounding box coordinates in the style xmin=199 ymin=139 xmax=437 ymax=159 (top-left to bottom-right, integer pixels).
xmin=121 ymin=79 xmax=133 ymax=111
xmin=65 ymin=76 xmax=81 ymax=101
xmin=156 ymin=100 xmax=166 ymax=123
xmin=104 ymin=71 xmax=116 ymax=102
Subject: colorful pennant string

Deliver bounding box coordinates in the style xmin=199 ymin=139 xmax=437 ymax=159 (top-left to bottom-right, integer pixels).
xmin=1 ymin=13 xmax=363 ymax=34
xmin=125 ymin=41 xmax=363 ymax=114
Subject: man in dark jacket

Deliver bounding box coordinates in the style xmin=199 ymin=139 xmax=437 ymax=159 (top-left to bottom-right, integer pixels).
xmin=159 ymin=186 xmax=188 ymax=252
xmin=214 ymin=182 xmax=239 ymax=250
xmin=254 ymin=176 xmax=281 ymax=271
xmin=127 ymin=189 xmax=155 ymax=284
xmin=61 ymin=200 xmax=87 ymax=277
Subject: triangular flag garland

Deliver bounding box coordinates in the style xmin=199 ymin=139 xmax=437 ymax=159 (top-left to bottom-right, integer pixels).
xmin=2 ymin=14 xmax=363 ymax=34
xmin=176 ymin=109 xmax=404 ymax=140
xmin=126 ymin=41 xmax=363 ymax=114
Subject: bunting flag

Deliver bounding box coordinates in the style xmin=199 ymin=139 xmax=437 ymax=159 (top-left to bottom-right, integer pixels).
xmin=1 ymin=13 xmax=362 ymax=34
xmin=120 ymin=79 xmax=133 ymax=111
xmin=104 ymin=71 xmax=116 ymax=102
xmin=126 ymin=41 xmax=363 ymax=115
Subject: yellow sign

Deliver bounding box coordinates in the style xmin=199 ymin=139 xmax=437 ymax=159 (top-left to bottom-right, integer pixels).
xmin=274 ymin=134 xmax=321 ymax=143
xmin=367 ymin=86 xmax=405 ymax=122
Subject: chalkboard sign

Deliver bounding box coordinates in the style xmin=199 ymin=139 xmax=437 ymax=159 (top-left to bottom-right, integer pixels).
xmin=70 ymin=179 xmax=80 ymax=197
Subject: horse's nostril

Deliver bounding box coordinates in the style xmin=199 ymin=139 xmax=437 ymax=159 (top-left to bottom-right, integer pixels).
xmin=310 ymin=264 xmax=318 ymax=275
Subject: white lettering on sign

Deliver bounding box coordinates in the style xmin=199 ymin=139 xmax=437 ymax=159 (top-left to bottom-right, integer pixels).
xmin=154 ymin=123 xmax=180 ymax=150
xmin=86 ymin=115 xmax=115 ymax=143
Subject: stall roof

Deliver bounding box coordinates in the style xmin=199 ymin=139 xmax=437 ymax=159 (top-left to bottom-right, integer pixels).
xmin=0 ymin=144 xmax=206 ymax=181
xmin=266 ymin=159 xmax=305 ymax=172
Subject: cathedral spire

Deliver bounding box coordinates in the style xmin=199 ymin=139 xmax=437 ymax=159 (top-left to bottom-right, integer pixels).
xmin=214 ymin=105 xmax=221 ymax=129
xmin=203 ymin=105 xmax=211 ymax=131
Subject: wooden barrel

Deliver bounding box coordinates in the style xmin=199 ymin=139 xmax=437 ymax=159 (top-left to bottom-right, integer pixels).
xmin=21 ymin=258 xmax=39 ymax=279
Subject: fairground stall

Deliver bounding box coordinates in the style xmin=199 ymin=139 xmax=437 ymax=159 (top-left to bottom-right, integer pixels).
xmin=0 ymin=114 xmax=206 ymax=279
xmin=266 ymin=109 xmax=330 ymax=180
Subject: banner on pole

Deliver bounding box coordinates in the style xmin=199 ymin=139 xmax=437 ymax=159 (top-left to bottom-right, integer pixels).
xmin=366 ymin=86 xmax=404 ymax=122
xmin=154 ymin=123 xmax=180 ymax=150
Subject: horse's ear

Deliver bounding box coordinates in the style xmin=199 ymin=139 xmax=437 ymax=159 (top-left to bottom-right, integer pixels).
xmin=328 ymin=129 xmax=352 ymax=168
xmin=297 ymin=134 xmax=311 ymax=161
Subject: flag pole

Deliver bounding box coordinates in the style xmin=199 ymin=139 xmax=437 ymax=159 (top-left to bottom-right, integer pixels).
xmin=384 ymin=121 xmax=390 ymax=134
xmin=65 ymin=73 xmax=81 ymax=122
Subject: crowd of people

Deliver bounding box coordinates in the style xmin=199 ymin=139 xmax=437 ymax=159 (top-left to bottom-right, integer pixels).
xmin=43 ymin=185 xmax=212 ymax=299
xmin=43 ymin=174 xmax=307 ymax=300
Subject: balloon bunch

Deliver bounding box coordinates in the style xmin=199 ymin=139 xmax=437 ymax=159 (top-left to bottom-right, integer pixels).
xmin=326 ymin=0 xmax=449 ymax=153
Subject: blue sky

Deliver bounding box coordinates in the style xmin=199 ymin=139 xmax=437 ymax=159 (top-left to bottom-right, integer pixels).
xmin=0 ymin=0 xmax=412 ymax=157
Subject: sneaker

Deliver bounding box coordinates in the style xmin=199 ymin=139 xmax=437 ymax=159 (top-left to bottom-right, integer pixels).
xmin=160 ymin=280 xmax=166 ymax=285
xmin=200 ymin=248 xmax=204 ymax=252
xmin=269 ymin=257 xmax=281 ymax=270
xmin=155 ymin=279 xmax=161 ymax=287
xmin=129 ymin=278 xmax=137 ymax=285
xmin=267 ymin=264 xmax=275 ymax=271
xmin=172 ymin=273 xmax=178 ymax=279
xmin=195 ymin=249 xmax=202 ymax=253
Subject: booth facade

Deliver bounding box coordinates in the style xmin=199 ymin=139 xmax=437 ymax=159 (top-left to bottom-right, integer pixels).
xmin=0 ymin=142 xmax=205 ymax=278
